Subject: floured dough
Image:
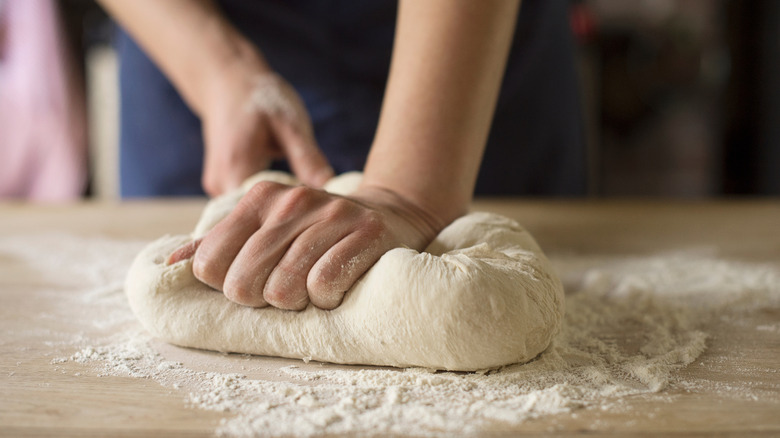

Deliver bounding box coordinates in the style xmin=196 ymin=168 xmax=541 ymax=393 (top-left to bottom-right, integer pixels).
xmin=125 ymin=172 xmax=564 ymax=371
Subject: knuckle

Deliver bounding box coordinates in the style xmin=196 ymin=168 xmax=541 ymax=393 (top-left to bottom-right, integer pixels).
xmin=245 ymin=180 xmax=282 ymax=202
xmin=263 ymin=285 xmax=309 ymax=311
xmin=192 ymin=255 xmax=224 ymax=290
xmin=309 ymin=289 xmax=345 ymax=310
xmin=236 ymin=181 xmax=284 ymax=218
xmin=321 ymin=198 xmax=355 ymax=222
xmin=358 ymin=210 xmax=387 ymax=238
xmin=274 ymin=260 xmax=299 ymax=278
xmin=264 ymin=264 xmax=309 ymax=310
xmin=308 ymin=255 xmax=341 ymax=290
xmin=262 ymin=286 xmax=284 ymax=306
xmin=286 ymin=184 xmax=310 ymax=200
xmin=309 ymin=246 xmax=381 ymax=300
xmin=286 ymin=185 xmax=316 ymax=205
xmin=275 ymin=186 xmax=317 ymax=219
xmin=222 ymin=276 xmax=261 ymax=307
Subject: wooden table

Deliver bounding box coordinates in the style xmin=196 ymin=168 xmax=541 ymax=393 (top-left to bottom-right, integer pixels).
xmin=1 ymin=200 xmax=779 ymax=437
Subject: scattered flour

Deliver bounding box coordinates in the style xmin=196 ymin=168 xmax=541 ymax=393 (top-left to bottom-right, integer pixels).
xmin=3 ymin=234 xmax=779 ymax=437
xmin=756 ymin=324 xmax=780 ymax=333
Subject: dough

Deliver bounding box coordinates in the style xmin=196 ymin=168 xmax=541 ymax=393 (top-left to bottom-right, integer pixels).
xmin=125 ymin=172 xmax=564 ymax=371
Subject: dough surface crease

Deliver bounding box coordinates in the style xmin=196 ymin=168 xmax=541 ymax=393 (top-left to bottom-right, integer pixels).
xmin=125 ymin=172 xmax=565 ymax=371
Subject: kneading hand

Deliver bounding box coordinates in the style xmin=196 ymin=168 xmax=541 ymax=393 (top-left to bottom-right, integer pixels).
xmin=168 ymin=181 xmax=444 ymax=310
xmin=200 ymin=72 xmax=333 ymax=196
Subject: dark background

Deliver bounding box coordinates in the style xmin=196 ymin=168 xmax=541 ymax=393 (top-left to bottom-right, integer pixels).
xmin=59 ymin=0 xmax=780 ymax=197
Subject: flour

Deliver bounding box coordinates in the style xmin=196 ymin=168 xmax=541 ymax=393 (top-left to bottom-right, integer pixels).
xmin=128 ymin=210 xmax=565 ymax=371
xmin=245 ymin=74 xmax=298 ymax=119
xmin=3 ymin=234 xmax=778 ymax=437
xmin=757 ymin=324 xmax=780 ymax=333
xmin=129 ymin=173 xmax=565 ymax=371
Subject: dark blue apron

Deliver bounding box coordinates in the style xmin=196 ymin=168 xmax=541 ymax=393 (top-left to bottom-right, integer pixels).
xmin=117 ymin=0 xmax=585 ymax=197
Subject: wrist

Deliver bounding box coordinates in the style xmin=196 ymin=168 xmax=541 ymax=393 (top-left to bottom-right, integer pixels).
xmin=351 ymin=185 xmax=448 ymax=248
xmin=355 ymin=180 xmax=462 ymax=235
xmin=361 ymin=161 xmax=472 ymax=227
xmin=188 ymin=21 xmax=272 ymax=116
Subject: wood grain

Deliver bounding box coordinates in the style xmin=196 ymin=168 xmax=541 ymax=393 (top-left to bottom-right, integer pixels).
xmin=1 ymin=199 xmax=778 ymax=437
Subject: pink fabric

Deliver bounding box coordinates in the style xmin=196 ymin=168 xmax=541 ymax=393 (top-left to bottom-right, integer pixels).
xmin=0 ymin=0 xmax=87 ymax=201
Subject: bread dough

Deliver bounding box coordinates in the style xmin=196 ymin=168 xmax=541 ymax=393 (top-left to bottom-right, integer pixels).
xmin=125 ymin=172 xmax=564 ymax=371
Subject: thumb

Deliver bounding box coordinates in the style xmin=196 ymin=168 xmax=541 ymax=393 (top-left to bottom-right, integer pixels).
xmin=272 ymin=118 xmax=334 ymax=188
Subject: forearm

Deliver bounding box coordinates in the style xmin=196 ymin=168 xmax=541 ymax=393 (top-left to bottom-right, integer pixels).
xmin=363 ymin=0 xmax=520 ymax=224
xmin=98 ymin=0 xmax=269 ymax=115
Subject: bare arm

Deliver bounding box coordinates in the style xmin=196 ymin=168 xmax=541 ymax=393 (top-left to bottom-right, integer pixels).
xmin=98 ymin=0 xmax=263 ymax=115
xmin=364 ymin=0 xmax=521 ymax=224
xmin=171 ymin=0 xmax=522 ymax=311
xmin=98 ymin=0 xmax=332 ymax=193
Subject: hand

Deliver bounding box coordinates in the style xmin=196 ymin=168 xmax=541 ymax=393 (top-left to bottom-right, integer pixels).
xmin=200 ymin=71 xmax=333 ymax=196
xmin=167 ymin=181 xmax=445 ymax=310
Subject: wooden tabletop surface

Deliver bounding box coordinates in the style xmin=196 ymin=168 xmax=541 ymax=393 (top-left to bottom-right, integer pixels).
xmin=1 ymin=199 xmax=779 ymax=437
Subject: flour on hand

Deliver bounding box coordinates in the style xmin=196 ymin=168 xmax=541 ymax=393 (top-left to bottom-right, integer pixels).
xmin=124 ymin=172 xmax=564 ymax=371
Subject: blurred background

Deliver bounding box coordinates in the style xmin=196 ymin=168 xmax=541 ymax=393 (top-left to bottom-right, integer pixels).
xmin=1 ymin=0 xmax=778 ymax=201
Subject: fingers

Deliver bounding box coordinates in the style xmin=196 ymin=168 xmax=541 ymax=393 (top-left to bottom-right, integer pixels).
xmin=199 ymin=69 xmax=334 ymax=197
xmin=271 ymin=117 xmax=334 ymax=188
xmin=261 ymin=223 xmax=350 ymax=310
xmin=201 ymin=118 xmax=275 ymax=197
xmin=307 ymin=223 xmax=390 ymax=310
xmin=185 ymin=182 xmax=422 ymax=312
xmin=220 ymin=224 xmax=289 ymax=308
xmin=202 ymin=154 xmax=271 ymax=197
xmin=194 ymin=183 xmax=334 ymax=309
xmin=185 ymin=222 xmax=381 ymax=310
xmin=167 ymin=239 xmax=202 ymax=265
xmin=191 ymin=182 xmax=278 ymax=292
xmin=220 ymin=187 xmax=328 ymax=308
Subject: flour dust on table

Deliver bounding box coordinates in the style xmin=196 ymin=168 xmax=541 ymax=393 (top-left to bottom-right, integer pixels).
xmin=3 ymin=226 xmax=777 ymax=436
xmin=125 ymin=172 xmax=565 ymax=371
